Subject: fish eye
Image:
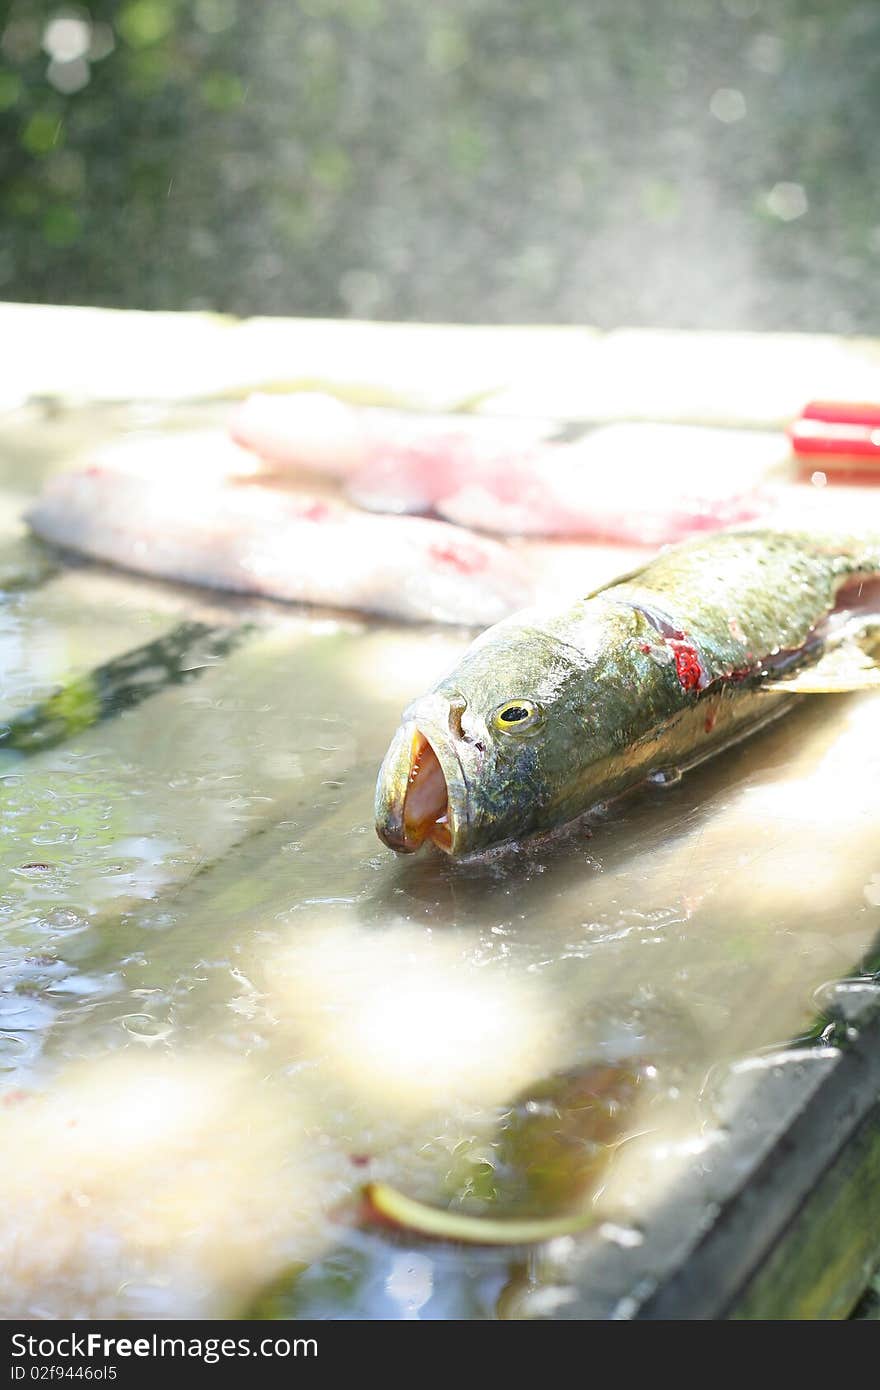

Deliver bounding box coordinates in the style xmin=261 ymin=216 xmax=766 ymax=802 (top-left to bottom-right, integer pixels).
xmin=492 ymin=699 xmax=543 ymax=734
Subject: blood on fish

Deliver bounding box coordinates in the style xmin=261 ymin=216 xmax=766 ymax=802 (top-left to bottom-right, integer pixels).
xmin=704 ymin=708 xmax=717 ymax=734
xmin=294 ymin=501 xmax=331 ymax=522
xmin=638 ymin=618 xmax=705 ymax=692
xmin=669 ymin=640 xmax=704 ymax=692
xmin=428 ymin=542 xmax=489 ymax=575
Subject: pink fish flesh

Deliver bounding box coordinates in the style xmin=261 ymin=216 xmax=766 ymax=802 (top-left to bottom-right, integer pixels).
xmin=229 ymin=395 xmax=784 ymax=543
xmin=229 ymin=393 xmax=562 ymax=518
xmin=27 ymin=462 xmax=533 ymax=626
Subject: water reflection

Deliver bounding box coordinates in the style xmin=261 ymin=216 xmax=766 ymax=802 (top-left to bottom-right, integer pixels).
xmin=268 ymin=922 xmax=560 ymax=1116
xmin=0 ymin=1052 xmax=327 ymax=1319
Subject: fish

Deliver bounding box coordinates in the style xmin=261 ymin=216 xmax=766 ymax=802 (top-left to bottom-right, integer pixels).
xmin=230 ymin=392 xmax=559 ymax=517
xmin=431 ymin=423 xmax=779 ymax=544
xmin=230 ymin=393 xmax=780 ymax=544
xmin=375 ymin=528 xmax=880 ymax=857
xmin=26 ymin=459 xmax=532 ymax=626
xmin=346 ymin=421 xmax=780 ymax=546
xmin=229 ymin=392 xmax=373 ymax=478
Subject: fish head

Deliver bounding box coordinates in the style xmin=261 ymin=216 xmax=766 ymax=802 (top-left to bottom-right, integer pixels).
xmin=375 ymin=617 xmax=617 ymax=856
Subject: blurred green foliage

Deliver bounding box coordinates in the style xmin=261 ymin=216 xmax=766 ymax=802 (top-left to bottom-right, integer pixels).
xmin=1 ymin=0 xmax=879 ymax=329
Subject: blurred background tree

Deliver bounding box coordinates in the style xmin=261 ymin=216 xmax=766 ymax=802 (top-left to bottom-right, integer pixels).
xmin=1 ymin=0 xmax=879 ymax=330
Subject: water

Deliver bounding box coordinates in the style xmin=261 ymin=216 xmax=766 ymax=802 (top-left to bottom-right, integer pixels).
xmin=1 ymin=404 xmax=880 ymax=1318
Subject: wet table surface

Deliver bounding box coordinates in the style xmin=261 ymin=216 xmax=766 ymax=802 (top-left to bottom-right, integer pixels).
xmin=1 ymin=328 xmax=880 ymax=1319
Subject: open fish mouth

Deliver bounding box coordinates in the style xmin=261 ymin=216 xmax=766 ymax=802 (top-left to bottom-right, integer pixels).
xmin=375 ymin=722 xmax=465 ymax=854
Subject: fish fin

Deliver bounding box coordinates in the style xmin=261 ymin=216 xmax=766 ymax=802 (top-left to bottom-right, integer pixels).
xmin=764 ymin=632 xmax=880 ymax=694
xmin=584 ymin=563 xmax=651 ymax=600
xmin=769 ymin=667 xmax=880 ymax=694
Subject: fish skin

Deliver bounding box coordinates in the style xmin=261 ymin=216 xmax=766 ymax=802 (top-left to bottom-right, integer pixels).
xmin=26 ymin=465 xmax=532 ymax=627
xmin=229 ymin=393 xmax=367 ymax=477
xmin=376 ymin=528 xmax=880 ymax=857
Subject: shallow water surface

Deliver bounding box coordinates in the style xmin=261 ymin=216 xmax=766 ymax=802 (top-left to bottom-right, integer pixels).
xmin=1 ymin=406 xmax=879 ymax=1319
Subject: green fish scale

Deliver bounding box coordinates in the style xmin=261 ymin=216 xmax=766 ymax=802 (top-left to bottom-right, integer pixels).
xmin=592 ymin=531 xmax=880 ymax=685
xmin=384 ymin=528 xmax=880 ymax=855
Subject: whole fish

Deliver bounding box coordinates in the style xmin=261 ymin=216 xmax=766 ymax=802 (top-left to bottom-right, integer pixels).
xmin=26 ymin=460 xmax=531 ymax=626
xmin=230 ymin=393 xmax=778 ymax=544
xmin=375 ymin=528 xmax=880 ymax=856
xmin=229 ymin=391 xmax=552 ymax=496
